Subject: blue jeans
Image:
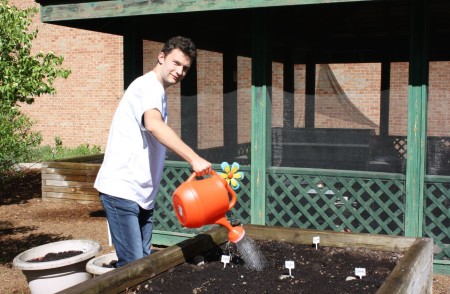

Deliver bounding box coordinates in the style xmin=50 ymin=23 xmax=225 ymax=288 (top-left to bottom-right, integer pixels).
xmin=100 ymin=193 xmax=154 ymax=267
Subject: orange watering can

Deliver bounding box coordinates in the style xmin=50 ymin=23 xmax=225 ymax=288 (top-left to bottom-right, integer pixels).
xmin=172 ymin=170 xmax=245 ymax=243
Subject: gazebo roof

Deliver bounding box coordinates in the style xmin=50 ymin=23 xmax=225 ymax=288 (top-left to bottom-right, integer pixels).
xmin=35 ymin=0 xmax=450 ymax=64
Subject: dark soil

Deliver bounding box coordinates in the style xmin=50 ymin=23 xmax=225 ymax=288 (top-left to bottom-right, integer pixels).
xmin=0 ymin=169 xmax=42 ymax=205
xmin=131 ymin=239 xmax=402 ymax=294
xmin=103 ymin=260 xmax=117 ymax=268
xmin=27 ymin=250 xmax=83 ymax=262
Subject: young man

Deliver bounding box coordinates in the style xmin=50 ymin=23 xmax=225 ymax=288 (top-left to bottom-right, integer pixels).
xmin=94 ymin=36 xmax=212 ymax=267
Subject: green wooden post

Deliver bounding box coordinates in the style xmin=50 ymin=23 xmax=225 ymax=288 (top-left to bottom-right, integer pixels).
xmin=283 ymin=51 xmax=294 ymax=129
xmin=123 ymin=18 xmax=143 ymax=89
xmin=405 ymin=0 xmax=429 ymax=237
xmin=379 ymin=61 xmax=390 ymax=137
xmin=223 ymin=48 xmax=238 ymax=156
xmin=305 ymin=61 xmax=316 ymax=128
xmin=251 ymin=9 xmax=272 ymax=225
xmin=180 ymin=62 xmax=198 ymax=150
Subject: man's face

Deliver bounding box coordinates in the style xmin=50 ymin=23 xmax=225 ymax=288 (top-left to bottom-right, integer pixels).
xmin=158 ymin=49 xmax=192 ymax=87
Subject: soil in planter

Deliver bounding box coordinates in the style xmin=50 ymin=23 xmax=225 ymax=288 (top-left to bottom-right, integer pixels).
xmin=131 ymin=240 xmax=403 ymax=294
xmin=103 ymin=260 xmax=117 ymax=268
xmin=27 ymin=250 xmax=83 ymax=262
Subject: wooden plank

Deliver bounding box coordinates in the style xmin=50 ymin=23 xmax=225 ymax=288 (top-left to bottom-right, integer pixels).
xmin=41 ymin=173 xmax=96 ymax=182
xmin=43 ymin=162 xmax=101 ymax=170
xmin=38 ymin=0 xmax=375 ymax=22
xmin=44 ymin=180 xmax=96 ymax=187
xmin=59 ymin=227 xmax=228 ymax=294
xmin=244 ymin=225 xmax=416 ymax=252
xmin=268 ymin=166 xmax=406 ymax=180
xmin=377 ymin=238 xmax=433 ymax=294
xmin=42 ymin=167 xmax=99 ymax=176
xmin=42 ymin=185 xmax=98 ymax=194
xmin=42 ymin=192 xmax=100 ymax=202
xmin=433 ymin=260 xmax=450 ymax=275
xmin=51 ymin=154 xmax=104 ymax=163
xmin=43 ymin=192 xmax=98 ymax=199
xmin=152 ymin=230 xmax=196 ymax=247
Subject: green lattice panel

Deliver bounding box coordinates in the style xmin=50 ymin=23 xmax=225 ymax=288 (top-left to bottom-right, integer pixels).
xmin=393 ymin=137 xmax=407 ymax=159
xmin=266 ymin=168 xmax=405 ymax=235
xmin=424 ymin=175 xmax=450 ymax=261
xmin=154 ymin=162 xmax=195 ymax=234
xmin=227 ymin=165 xmax=252 ymax=224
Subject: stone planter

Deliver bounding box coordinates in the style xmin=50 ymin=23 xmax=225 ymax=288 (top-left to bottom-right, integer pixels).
xmin=61 ymin=225 xmax=433 ymax=294
xmin=13 ymin=239 xmax=101 ymax=294
xmin=86 ymin=252 xmax=117 ymax=276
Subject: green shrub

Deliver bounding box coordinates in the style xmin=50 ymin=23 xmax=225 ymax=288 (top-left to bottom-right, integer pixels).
xmin=0 ymin=105 xmax=42 ymax=177
xmin=33 ymin=144 xmax=102 ymax=162
xmin=27 ymin=137 xmax=101 ymax=162
xmin=0 ymin=0 xmax=70 ymax=181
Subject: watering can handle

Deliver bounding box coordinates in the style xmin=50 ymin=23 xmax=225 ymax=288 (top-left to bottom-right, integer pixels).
xmin=185 ymin=170 xmax=237 ymax=209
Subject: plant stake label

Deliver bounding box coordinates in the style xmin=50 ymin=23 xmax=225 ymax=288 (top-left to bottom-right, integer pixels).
xmin=355 ymin=267 xmax=366 ymax=279
xmin=285 ymin=260 xmax=295 ymax=277
xmin=313 ymin=236 xmax=320 ymax=249
xmin=221 ymin=255 xmax=230 ymax=268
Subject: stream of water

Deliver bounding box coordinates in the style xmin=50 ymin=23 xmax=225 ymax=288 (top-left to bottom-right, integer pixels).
xmin=235 ymin=236 xmax=267 ymax=271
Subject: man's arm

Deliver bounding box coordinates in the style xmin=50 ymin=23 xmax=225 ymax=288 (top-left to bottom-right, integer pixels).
xmin=143 ymin=108 xmax=212 ymax=176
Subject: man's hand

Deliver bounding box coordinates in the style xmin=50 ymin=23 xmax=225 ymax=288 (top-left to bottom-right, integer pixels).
xmin=191 ymin=157 xmax=212 ymax=176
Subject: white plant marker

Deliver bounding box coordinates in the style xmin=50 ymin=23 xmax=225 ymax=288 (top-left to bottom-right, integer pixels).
xmin=106 ymin=220 xmax=112 ymax=247
xmin=355 ymin=267 xmax=366 ymax=279
xmin=313 ymin=236 xmax=320 ymax=249
xmin=285 ymin=260 xmax=295 ymax=277
xmin=221 ymin=255 xmax=231 ymax=268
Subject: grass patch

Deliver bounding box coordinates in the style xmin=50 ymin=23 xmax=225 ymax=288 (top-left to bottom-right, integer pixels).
xmin=27 ymin=137 xmax=102 ymax=162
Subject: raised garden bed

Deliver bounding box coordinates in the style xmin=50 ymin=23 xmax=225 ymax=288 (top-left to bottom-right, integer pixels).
xmin=59 ymin=225 xmax=433 ymax=294
xmin=41 ymin=154 xmax=103 ymax=203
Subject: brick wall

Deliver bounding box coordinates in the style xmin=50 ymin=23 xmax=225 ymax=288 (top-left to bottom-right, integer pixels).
xmin=11 ymin=0 xmax=450 ymax=151
xmin=390 ymin=62 xmax=409 ymax=136
xmin=12 ymin=0 xmax=123 ymax=148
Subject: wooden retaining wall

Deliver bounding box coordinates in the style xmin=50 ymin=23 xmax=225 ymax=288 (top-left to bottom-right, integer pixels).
xmin=41 ymin=154 xmax=103 ymax=203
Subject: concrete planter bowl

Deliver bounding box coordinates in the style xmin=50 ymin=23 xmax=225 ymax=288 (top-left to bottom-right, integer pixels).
xmin=13 ymin=239 xmax=101 ymax=294
xmin=86 ymin=252 xmax=117 ymax=276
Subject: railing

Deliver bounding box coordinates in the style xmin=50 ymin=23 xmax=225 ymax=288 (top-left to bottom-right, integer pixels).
xmin=265 ymin=167 xmax=405 ymax=235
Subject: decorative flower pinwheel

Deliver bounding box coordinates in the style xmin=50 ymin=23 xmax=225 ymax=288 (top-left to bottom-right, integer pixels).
xmin=219 ymin=162 xmax=245 ymax=190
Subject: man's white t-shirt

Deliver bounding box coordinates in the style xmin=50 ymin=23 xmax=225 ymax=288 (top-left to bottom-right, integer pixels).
xmin=94 ymin=71 xmax=167 ymax=210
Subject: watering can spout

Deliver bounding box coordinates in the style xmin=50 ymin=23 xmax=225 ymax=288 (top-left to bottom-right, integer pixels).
xmin=215 ymin=217 xmax=245 ymax=243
